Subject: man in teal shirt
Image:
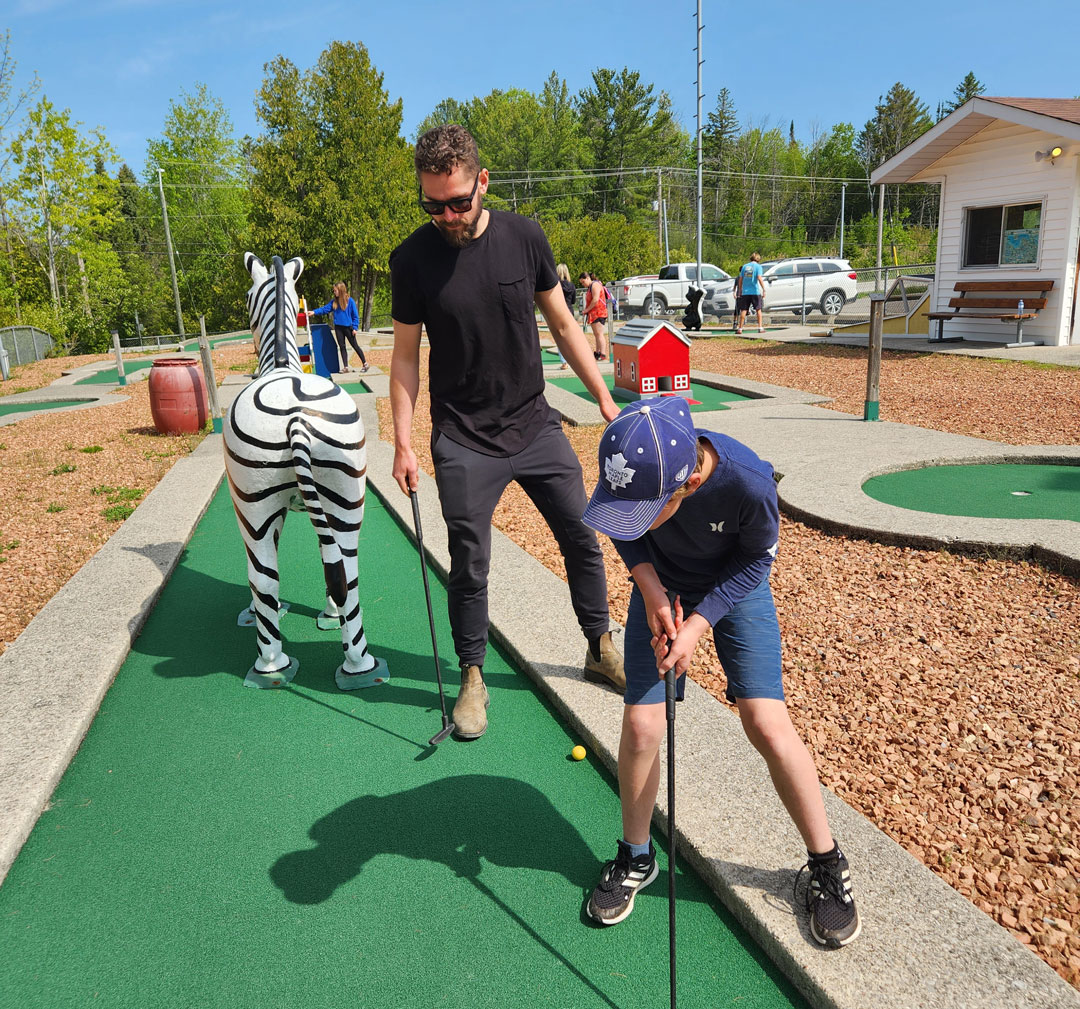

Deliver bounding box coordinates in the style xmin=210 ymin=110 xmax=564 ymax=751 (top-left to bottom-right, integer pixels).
xmin=736 ymin=252 xmax=765 ymax=334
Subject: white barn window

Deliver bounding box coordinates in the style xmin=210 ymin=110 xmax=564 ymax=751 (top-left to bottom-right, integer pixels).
xmin=963 ymin=201 xmax=1042 ymax=267
xmin=641 ymin=376 xmax=656 ymax=393
xmin=674 ymin=374 xmax=689 ymax=390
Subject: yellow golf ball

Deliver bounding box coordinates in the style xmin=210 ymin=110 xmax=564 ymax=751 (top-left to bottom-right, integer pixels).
xmin=571 ymin=745 xmax=587 ymax=761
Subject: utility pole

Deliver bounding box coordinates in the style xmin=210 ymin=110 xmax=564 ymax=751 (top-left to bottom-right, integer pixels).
xmin=839 ymin=182 xmax=847 ymax=259
xmin=694 ymin=1 xmax=704 ymax=282
xmin=657 ymin=168 xmax=663 ymax=256
xmin=158 ymin=168 xmax=185 ymax=337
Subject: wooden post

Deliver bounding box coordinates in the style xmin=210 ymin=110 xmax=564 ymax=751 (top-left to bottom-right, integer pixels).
xmin=864 ymin=294 xmax=884 ymax=421
xmin=197 ymin=315 xmax=222 ymax=433
xmin=111 ymin=330 xmax=126 ymax=387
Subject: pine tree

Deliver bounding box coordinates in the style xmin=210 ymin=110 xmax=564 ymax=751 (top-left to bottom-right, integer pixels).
xmin=940 ymin=72 xmax=986 ymax=118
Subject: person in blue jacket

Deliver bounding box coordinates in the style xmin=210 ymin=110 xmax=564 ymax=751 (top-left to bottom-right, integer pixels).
xmin=313 ymin=282 xmax=368 ymax=373
xmin=580 ymin=396 xmax=860 ymax=949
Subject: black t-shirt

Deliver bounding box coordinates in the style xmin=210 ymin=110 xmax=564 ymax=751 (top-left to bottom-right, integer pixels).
xmin=390 ymin=209 xmax=560 ymax=456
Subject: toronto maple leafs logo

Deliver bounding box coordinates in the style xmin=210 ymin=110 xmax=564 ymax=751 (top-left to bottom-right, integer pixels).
xmin=605 ymin=452 xmax=636 ymax=490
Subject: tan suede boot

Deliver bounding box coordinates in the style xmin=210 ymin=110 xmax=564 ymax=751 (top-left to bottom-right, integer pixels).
xmin=453 ymin=664 xmax=489 ymax=739
xmin=583 ymin=631 xmax=626 ymax=694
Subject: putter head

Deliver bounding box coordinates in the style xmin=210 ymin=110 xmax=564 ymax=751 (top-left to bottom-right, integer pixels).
xmin=429 ymin=721 xmax=455 ymax=746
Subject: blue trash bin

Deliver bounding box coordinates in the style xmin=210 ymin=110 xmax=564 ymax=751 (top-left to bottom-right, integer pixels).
xmin=310 ymin=324 xmax=339 ymax=378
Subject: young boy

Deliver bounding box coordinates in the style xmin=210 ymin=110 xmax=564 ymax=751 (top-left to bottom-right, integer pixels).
xmin=581 ymin=396 xmax=860 ymax=948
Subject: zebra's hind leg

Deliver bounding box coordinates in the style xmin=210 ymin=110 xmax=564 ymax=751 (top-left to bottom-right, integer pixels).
xmin=334 ymin=546 xmax=388 ymax=691
xmin=240 ymin=509 xmax=299 ymax=689
xmin=316 ymin=593 xmax=356 ymax=631
xmin=239 ymin=596 xmax=289 ymax=627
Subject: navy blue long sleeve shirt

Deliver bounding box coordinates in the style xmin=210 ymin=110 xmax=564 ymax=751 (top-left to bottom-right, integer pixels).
xmin=612 ymin=430 xmax=779 ymax=627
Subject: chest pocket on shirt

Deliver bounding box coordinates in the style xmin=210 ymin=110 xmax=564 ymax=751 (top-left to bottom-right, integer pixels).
xmin=498 ymin=275 xmax=533 ymax=324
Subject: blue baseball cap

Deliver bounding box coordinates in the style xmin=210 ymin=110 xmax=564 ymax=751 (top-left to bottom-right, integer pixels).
xmin=583 ymin=396 xmax=698 ymax=540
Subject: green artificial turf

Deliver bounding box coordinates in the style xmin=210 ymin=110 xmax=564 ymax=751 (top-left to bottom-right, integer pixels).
xmin=338 ymin=380 xmax=372 ymax=395
xmin=863 ymin=463 xmax=1080 ymax=521
xmin=0 ymin=485 xmax=808 ymax=1009
xmin=547 ymin=373 xmax=751 ymax=413
xmin=0 ymin=398 xmax=90 ymax=417
xmin=75 ymin=360 xmax=157 ymax=385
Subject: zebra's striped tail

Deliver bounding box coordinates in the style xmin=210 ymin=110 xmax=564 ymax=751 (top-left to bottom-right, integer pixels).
xmin=287 ymin=415 xmax=348 ymax=606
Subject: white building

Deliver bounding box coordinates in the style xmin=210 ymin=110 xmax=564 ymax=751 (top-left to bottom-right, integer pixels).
xmin=872 ymin=97 xmax=1080 ymax=346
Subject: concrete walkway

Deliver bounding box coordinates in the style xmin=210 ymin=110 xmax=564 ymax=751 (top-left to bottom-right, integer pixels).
xmin=0 ymin=361 xmax=1077 ymax=1009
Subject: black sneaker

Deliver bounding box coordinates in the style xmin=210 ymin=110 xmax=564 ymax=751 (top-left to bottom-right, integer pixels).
xmin=795 ymin=847 xmax=861 ymax=948
xmin=587 ymin=841 xmax=658 ymax=926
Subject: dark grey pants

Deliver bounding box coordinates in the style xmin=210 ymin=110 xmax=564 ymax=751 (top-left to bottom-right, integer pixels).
xmin=432 ymin=409 xmax=610 ymax=668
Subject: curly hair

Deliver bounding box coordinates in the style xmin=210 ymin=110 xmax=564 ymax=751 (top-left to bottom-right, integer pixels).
xmin=414 ymin=124 xmax=480 ymax=177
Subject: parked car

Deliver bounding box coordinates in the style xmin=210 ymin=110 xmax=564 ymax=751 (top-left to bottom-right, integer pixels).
xmin=704 ymin=256 xmax=858 ymax=320
xmin=619 ymin=263 xmax=732 ymax=317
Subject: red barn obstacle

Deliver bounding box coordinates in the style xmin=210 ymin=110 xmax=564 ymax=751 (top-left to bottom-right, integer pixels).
xmin=611 ymin=319 xmax=698 ymax=403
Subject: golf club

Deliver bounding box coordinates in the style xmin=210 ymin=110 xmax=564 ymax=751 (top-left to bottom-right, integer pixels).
xmin=665 ymin=660 xmax=677 ymax=1009
xmin=410 ymin=488 xmax=455 ymax=745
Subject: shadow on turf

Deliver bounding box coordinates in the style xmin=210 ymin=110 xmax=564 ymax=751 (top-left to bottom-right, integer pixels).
xmin=271 ymin=774 xmax=604 ymax=904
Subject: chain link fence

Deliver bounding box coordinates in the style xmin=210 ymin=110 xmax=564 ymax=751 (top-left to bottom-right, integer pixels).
xmin=615 ymin=263 xmax=936 ymax=332
xmin=1 ymin=326 xmax=57 ymax=365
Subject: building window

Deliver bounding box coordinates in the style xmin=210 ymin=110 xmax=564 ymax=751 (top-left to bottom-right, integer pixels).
xmin=630 ymin=361 xmax=636 ymax=383
xmin=674 ymin=374 xmax=689 ymax=390
xmin=616 ymin=359 xmax=622 ymax=378
xmin=963 ymin=202 xmax=1042 ymax=267
xmin=641 ymin=376 xmax=656 ymax=393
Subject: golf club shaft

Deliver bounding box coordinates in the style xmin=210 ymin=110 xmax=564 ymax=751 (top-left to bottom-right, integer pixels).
xmin=410 ymin=489 xmax=451 ymax=727
xmin=666 ymin=665 xmax=676 ymax=1009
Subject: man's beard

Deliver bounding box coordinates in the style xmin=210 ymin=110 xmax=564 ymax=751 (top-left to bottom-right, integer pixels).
xmin=434 ymin=201 xmax=482 ymax=249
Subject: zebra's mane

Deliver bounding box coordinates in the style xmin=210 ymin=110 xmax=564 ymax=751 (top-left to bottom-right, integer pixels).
xmin=245 ymin=252 xmax=304 ymax=378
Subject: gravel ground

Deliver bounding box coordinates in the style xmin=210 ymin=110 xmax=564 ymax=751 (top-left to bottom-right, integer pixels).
xmin=2 ymin=337 xmax=1078 ymax=986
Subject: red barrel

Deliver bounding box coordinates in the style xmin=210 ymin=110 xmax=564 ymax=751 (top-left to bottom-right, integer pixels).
xmin=148 ymin=358 xmax=209 ymax=435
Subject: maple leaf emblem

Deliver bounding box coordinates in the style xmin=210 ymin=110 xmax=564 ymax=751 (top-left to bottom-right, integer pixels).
xmin=605 ymin=452 xmax=636 ymax=490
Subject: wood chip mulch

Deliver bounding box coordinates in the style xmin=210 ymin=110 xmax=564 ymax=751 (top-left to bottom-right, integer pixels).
xmin=2 ymin=337 xmax=1078 ymax=986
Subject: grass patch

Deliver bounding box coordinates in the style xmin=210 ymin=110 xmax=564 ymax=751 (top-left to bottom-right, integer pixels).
xmin=46 ymin=502 xmax=66 ymax=513
xmin=0 ymin=538 xmax=20 ymax=563
xmin=50 ymin=462 xmax=76 ymax=475
xmin=102 ymin=503 xmax=136 ymax=522
xmin=143 ymin=449 xmax=175 ymax=460
xmin=80 ymin=445 xmax=103 ymax=454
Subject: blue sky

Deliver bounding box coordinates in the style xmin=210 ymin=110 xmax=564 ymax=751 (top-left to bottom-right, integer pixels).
xmin=5 ymin=0 xmax=1080 ymax=175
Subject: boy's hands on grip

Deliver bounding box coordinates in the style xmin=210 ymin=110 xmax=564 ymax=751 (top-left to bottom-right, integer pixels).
xmin=651 ymin=595 xmax=709 ymax=678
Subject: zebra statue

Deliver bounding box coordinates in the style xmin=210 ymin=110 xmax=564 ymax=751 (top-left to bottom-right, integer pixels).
xmin=224 ymin=252 xmax=387 ymax=690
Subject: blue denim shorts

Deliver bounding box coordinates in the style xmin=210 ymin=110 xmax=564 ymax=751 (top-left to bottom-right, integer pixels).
xmin=623 ymin=577 xmax=784 ymax=706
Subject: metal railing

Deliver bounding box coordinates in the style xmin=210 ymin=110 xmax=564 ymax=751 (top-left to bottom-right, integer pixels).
xmin=0 ymin=326 xmax=57 ymax=368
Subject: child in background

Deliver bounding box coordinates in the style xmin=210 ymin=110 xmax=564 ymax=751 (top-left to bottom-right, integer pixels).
xmin=580 ymin=395 xmax=860 ymax=948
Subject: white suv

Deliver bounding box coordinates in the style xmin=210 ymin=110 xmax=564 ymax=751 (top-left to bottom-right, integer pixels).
xmin=705 ymin=256 xmax=858 ymax=319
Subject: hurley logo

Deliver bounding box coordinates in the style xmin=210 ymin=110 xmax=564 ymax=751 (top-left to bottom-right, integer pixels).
xmin=709 ymin=521 xmax=725 ymax=532
xmin=605 ymin=453 xmax=636 ymax=490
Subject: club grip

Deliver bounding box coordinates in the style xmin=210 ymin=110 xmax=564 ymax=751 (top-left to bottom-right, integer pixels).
xmin=665 ymin=665 xmax=676 ymax=721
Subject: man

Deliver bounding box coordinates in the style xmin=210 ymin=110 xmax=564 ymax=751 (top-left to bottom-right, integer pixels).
xmin=389 ymin=124 xmax=625 ymax=740
xmin=735 ymin=252 xmax=766 ymax=334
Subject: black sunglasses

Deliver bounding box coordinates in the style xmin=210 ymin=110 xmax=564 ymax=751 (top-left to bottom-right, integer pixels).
xmin=419 ymin=172 xmax=480 ymax=215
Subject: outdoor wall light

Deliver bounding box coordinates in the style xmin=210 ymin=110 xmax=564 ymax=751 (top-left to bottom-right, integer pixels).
xmin=1034 ymin=145 xmax=1064 ymax=164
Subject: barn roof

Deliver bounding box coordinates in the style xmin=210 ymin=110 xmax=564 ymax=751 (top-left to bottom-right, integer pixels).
xmin=611 ymin=319 xmax=692 ymax=350
xmin=871 ymin=97 xmax=1080 ymax=185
